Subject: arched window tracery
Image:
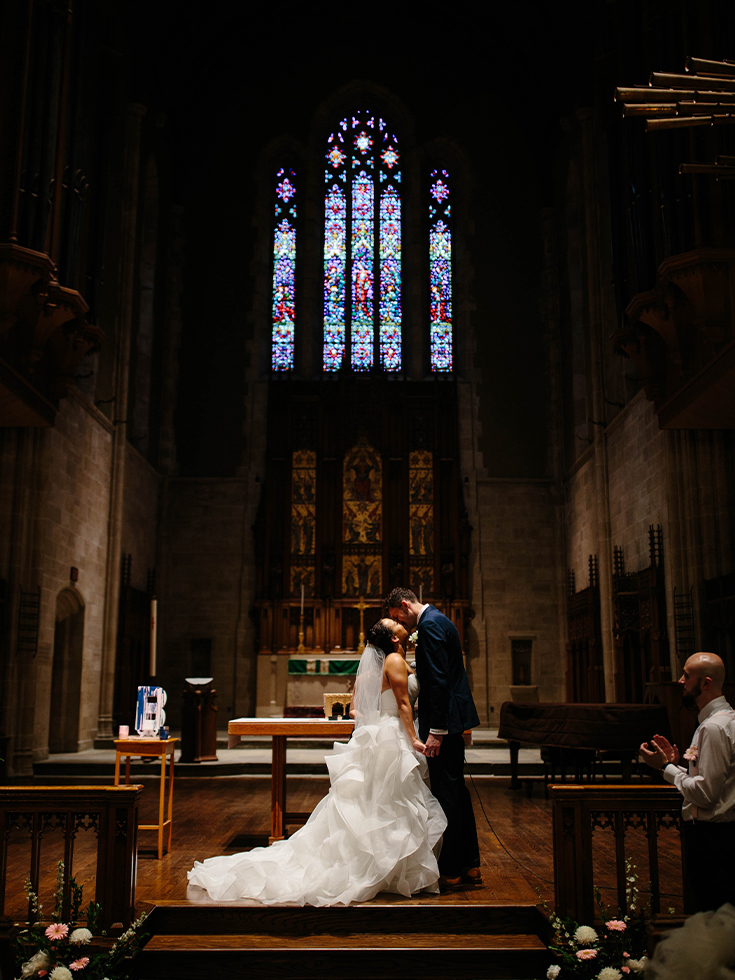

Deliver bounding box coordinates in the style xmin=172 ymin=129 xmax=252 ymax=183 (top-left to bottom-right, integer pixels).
xmin=429 ymin=168 xmax=452 ymax=372
xmin=269 ymin=111 xmax=457 ymax=376
xmin=271 ymin=167 xmax=297 ymax=371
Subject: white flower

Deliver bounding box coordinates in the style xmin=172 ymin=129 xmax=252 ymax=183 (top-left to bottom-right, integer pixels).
xmin=69 ymin=927 xmax=93 ymax=944
xmin=597 ymin=969 xmax=623 ymax=980
xmin=21 ymin=950 xmax=50 ymax=977
xmin=574 ymin=924 xmax=599 ymax=944
xmin=627 ymin=959 xmax=646 ymax=974
xmin=547 ymin=966 xmax=561 ymax=979
xmin=408 ymin=630 xmax=418 ymax=645
xmin=50 ymin=967 xmax=74 ymax=980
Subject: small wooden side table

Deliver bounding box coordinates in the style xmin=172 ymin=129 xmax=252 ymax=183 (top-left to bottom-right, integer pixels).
xmin=114 ymin=736 xmax=178 ymax=859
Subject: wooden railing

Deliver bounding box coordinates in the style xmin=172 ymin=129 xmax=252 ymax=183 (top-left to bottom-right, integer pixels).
xmin=0 ymin=785 xmax=142 ymax=930
xmin=551 ymin=784 xmax=686 ymax=923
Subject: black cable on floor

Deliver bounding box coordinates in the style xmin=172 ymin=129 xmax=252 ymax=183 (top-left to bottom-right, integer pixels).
xmin=466 ymin=765 xmax=554 ymax=885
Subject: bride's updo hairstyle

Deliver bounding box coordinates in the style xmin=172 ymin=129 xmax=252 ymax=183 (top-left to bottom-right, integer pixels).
xmin=366 ymin=620 xmax=393 ymax=658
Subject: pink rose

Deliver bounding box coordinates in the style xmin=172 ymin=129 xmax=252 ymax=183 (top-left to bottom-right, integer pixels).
xmin=576 ymin=949 xmax=598 ymax=960
xmin=623 ymin=968 xmax=630 ymax=974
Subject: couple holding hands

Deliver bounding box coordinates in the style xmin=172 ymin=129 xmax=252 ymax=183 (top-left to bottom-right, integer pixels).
xmin=188 ymin=587 xmax=481 ymax=905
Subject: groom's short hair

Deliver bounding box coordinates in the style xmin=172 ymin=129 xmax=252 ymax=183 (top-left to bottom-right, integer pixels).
xmin=385 ymin=587 xmax=418 ymax=611
xmin=366 ymin=620 xmax=394 ymax=657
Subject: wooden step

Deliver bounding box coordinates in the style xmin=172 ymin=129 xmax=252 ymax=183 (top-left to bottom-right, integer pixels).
xmin=132 ymin=902 xmax=552 ymax=980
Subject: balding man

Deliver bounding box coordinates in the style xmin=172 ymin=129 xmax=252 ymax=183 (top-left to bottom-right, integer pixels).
xmin=640 ymin=652 xmax=735 ymax=912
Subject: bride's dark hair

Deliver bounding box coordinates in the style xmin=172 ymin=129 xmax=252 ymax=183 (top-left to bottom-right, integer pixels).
xmin=366 ymin=620 xmax=393 ymax=657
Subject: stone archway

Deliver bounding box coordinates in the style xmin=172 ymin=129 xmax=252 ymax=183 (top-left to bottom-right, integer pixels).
xmin=49 ymin=588 xmax=85 ymax=753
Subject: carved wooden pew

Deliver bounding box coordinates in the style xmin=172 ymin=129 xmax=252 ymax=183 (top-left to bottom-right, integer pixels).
xmin=0 ymin=785 xmax=142 ymax=930
xmin=550 ymin=783 xmax=686 ymax=923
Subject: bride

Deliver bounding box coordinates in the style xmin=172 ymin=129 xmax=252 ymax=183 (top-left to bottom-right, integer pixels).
xmin=187 ymin=618 xmax=446 ymax=906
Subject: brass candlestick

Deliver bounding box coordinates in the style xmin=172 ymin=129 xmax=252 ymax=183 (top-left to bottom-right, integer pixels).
xmin=355 ymin=596 xmax=367 ymax=655
xmin=297 ymin=612 xmax=306 ymax=655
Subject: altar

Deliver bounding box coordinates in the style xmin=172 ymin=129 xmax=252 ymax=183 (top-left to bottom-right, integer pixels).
xmin=255 ymin=648 xmax=359 ymax=716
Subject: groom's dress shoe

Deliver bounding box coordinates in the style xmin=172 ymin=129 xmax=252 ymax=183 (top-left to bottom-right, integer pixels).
xmin=438 ymin=874 xmax=463 ymax=892
xmin=461 ymin=867 xmax=482 ymax=885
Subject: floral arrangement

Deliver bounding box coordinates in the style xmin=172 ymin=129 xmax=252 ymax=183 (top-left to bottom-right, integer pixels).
xmin=542 ymin=860 xmax=651 ymax=979
xmin=14 ymin=862 xmax=147 ymax=980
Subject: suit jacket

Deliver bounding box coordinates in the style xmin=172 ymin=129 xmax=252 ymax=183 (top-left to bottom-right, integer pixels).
xmin=415 ymin=605 xmax=480 ymax=743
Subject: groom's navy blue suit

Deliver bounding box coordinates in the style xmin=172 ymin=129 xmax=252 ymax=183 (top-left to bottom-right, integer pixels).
xmin=416 ymin=605 xmax=480 ymax=876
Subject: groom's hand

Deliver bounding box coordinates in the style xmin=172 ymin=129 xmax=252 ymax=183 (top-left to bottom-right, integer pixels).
xmin=425 ymin=733 xmax=443 ymax=758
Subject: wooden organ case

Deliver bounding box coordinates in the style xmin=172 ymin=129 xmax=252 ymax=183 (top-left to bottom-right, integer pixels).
xmin=252 ymin=377 xmax=472 ymax=716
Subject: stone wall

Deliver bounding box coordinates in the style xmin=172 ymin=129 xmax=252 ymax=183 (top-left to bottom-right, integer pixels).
xmin=159 ymin=477 xmax=258 ymax=728
xmin=27 ymin=393 xmax=113 ymax=758
xmin=121 ymin=443 xmax=161 ymax=592
xmin=606 ymin=392 xmax=668 ymax=570
xmin=468 ymin=478 xmax=566 ymax=725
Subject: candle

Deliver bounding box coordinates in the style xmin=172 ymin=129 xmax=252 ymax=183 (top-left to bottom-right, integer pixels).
xmin=150 ymin=597 xmax=157 ymax=676
xmin=118 ymin=725 xmax=129 ymax=739
xmin=301 ymin=584 xmax=304 ymax=615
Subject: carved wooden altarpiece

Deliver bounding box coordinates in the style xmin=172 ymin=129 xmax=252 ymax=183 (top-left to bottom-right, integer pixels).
xmin=252 ymin=377 xmax=472 ymax=715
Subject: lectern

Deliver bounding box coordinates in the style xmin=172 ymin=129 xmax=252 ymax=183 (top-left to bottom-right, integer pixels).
xmin=180 ymin=677 xmax=218 ymax=762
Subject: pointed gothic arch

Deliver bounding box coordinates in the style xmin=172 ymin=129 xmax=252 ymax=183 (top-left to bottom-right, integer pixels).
xmin=49 ymin=587 xmax=85 ymax=753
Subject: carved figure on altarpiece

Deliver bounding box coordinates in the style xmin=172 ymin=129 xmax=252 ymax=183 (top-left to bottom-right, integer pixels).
xmin=342 ymin=442 xmax=382 ymax=545
xmin=342 ymin=553 xmax=381 ymax=597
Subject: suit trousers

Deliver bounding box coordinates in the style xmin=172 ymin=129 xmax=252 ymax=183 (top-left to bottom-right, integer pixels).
xmin=682 ymin=819 xmax=735 ymax=912
xmin=427 ymin=732 xmax=480 ymax=874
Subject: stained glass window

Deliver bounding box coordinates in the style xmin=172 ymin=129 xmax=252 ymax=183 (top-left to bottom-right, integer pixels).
xmin=323 ymin=111 xmax=401 ymax=372
xmin=429 ymin=168 xmax=452 ymax=372
xmin=272 ymin=168 xmax=297 ymax=371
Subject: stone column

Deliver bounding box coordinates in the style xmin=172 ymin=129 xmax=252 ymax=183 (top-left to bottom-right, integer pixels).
xmin=97 ymin=103 xmax=146 ymax=740
xmin=2 ymin=429 xmax=36 ymax=776
xmin=577 ymin=108 xmax=616 ymax=700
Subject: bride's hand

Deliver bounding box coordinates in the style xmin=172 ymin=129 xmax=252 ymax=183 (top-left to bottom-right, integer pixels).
xmin=412 ymin=738 xmax=427 ymax=756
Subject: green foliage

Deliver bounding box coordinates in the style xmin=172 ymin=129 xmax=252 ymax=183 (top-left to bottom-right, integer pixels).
xmin=14 ymin=863 xmax=147 ymax=980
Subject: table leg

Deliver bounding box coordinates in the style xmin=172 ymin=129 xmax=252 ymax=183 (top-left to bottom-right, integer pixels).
xmin=509 ymin=740 xmax=520 ymax=789
xmin=158 ymin=751 xmax=166 ymax=860
xmin=270 ymin=735 xmax=287 ymax=844
xmin=125 ymin=754 xmax=131 ymax=784
xmin=114 ymin=752 xmax=121 ymax=786
xmin=167 ymin=746 xmax=174 ymax=854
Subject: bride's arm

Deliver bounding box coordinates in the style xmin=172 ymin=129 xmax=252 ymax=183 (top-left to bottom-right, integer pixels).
xmin=385 ymin=653 xmax=426 ymax=755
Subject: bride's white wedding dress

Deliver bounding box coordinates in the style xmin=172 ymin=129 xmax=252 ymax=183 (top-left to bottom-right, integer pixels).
xmin=187 ymin=676 xmax=446 ymax=906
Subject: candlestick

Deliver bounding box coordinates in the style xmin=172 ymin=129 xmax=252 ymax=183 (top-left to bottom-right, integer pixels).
xmin=149 ymin=597 xmax=157 ymax=676
xmin=300 ymin=584 xmax=304 ymax=615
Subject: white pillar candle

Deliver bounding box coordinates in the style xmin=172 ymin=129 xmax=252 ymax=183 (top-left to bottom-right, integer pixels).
xmin=150 ymin=597 xmax=157 ymax=675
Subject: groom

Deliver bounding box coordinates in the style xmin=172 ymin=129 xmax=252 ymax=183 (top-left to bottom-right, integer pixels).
xmin=386 ymin=586 xmax=481 ymax=887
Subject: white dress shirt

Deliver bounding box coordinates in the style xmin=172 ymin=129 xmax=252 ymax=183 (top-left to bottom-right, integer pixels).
xmin=663 ymin=695 xmax=735 ymax=822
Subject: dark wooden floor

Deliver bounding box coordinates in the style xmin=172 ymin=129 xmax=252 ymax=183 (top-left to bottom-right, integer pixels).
xmin=3 ymin=775 xmax=685 ymax=917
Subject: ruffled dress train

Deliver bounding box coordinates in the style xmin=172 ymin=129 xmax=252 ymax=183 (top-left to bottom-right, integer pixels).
xmin=187 ymin=685 xmax=446 ymax=906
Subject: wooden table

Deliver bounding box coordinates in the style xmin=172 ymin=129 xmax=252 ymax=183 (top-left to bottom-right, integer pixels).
xmin=114 ymin=736 xmax=178 ymax=859
xmin=228 ymin=717 xmax=353 ymax=843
